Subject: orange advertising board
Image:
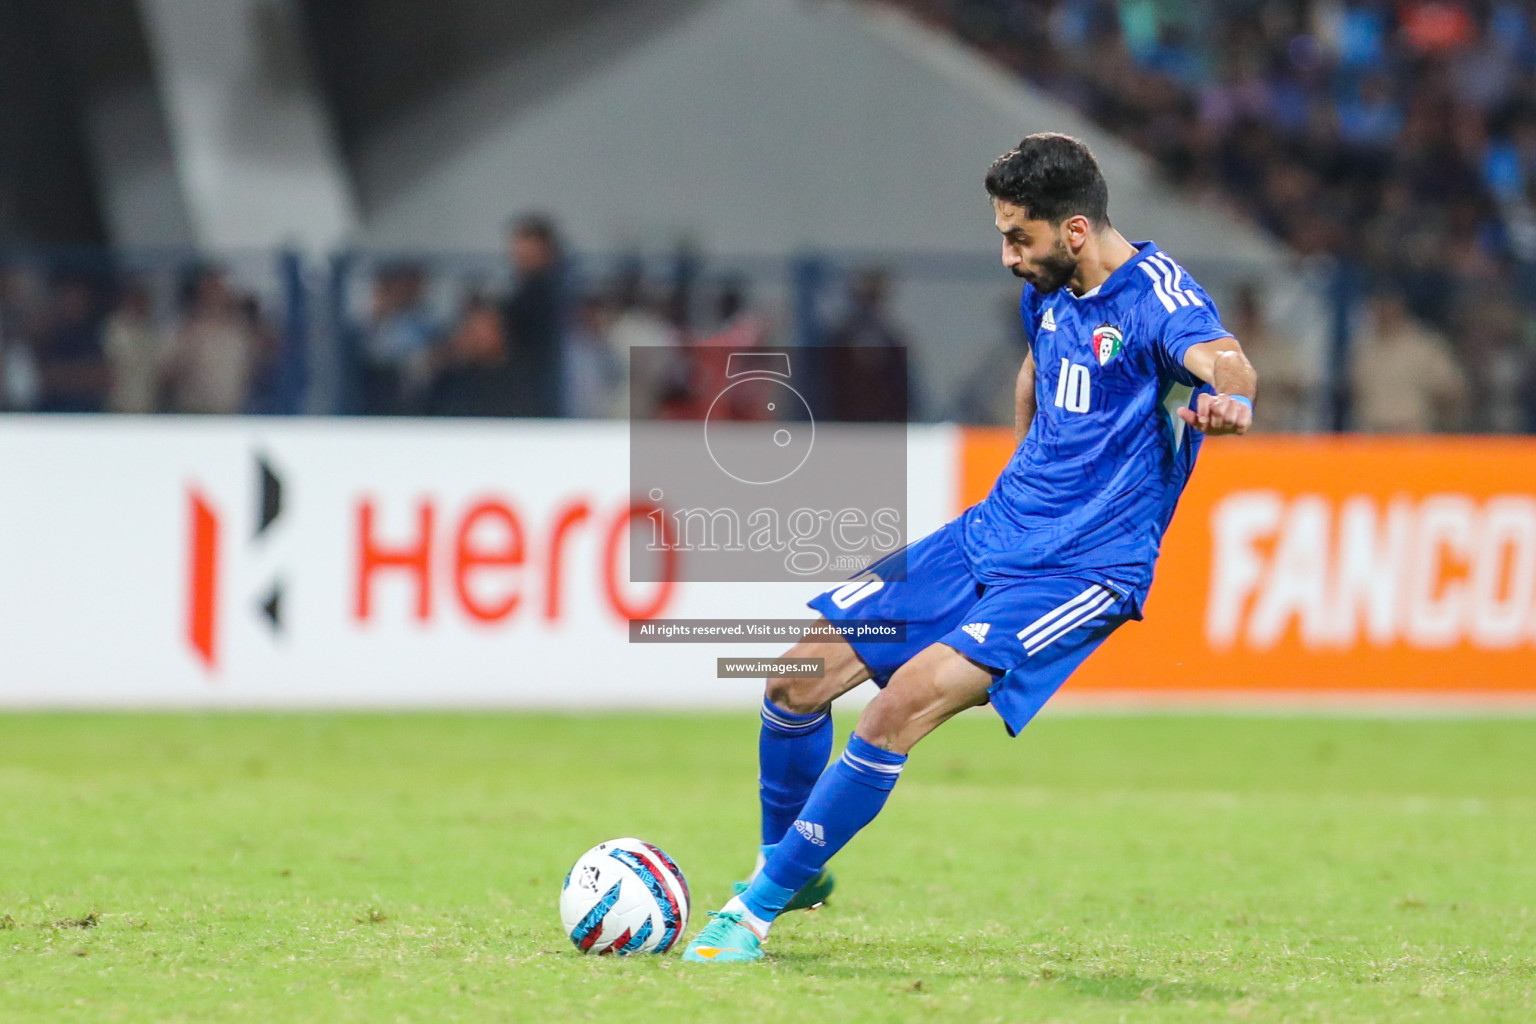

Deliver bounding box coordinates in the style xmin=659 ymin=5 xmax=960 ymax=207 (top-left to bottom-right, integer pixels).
xmin=959 ymin=430 xmax=1536 ymax=694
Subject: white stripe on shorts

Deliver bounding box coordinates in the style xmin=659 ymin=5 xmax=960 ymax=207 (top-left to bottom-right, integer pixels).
xmin=1015 ymin=585 xmax=1104 ymax=647
xmin=1022 ymin=587 xmax=1116 ymax=655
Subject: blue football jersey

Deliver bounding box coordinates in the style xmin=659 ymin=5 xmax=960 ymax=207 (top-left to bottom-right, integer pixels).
xmin=958 ymin=241 xmax=1232 ymax=609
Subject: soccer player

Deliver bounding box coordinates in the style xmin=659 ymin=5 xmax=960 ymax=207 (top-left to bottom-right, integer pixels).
xmin=682 ymin=133 xmax=1258 ymax=962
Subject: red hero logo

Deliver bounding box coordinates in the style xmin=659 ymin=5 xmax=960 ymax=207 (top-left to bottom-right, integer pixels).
xmin=354 ymin=496 xmax=678 ymax=626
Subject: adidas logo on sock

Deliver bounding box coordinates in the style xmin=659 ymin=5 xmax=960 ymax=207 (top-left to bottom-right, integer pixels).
xmin=793 ymin=819 xmax=826 ymax=846
xmin=961 ymin=622 xmax=990 ymax=643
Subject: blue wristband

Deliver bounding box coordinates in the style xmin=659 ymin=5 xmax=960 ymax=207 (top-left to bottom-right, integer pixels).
xmin=1226 ymin=395 xmax=1253 ymax=412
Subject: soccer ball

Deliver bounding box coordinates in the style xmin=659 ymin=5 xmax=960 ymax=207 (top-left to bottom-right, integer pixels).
xmin=559 ymin=837 xmax=691 ymax=955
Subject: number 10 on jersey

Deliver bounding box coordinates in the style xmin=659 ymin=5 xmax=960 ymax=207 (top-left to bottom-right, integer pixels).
xmin=1054 ymin=358 xmax=1091 ymax=413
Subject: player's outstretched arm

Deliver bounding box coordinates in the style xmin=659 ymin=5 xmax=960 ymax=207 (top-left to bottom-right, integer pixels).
xmin=1178 ymin=337 xmax=1256 ymax=435
xmin=1014 ymin=350 xmax=1037 ymax=444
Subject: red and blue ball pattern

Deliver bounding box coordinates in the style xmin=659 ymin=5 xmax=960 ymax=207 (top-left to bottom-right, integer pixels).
xmin=559 ymin=838 xmax=691 ymax=955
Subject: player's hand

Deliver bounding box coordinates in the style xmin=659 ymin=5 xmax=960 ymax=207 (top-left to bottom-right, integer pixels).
xmin=1177 ymin=393 xmax=1252 ymax=435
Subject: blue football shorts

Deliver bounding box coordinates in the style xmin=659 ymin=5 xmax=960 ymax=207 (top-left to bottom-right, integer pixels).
xmin=805 ymin=519 xmax=1135 ymax=736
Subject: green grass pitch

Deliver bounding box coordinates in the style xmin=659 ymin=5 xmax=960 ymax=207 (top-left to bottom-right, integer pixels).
xmin=2 ymin=711 xmax=1533 ymax=1023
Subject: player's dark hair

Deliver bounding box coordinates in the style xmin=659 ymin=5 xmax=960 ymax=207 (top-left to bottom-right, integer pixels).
xmin=984 ymin=133 xmax=1110 ymax=228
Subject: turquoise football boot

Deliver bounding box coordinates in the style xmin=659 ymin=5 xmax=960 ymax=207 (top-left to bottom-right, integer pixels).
xmin=680 ymin=911 xmax=764 ymax=963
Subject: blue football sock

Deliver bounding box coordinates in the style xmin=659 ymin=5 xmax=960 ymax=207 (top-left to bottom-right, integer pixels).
xmin=758 ymin=697 xmax=833 ymax=846
xmin=740 ymin=734 xmax=906 ymax=921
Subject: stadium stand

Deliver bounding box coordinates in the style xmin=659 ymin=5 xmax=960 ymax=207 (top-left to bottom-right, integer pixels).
xmin=886 ymin=0 xmax=1536 ymax=431
xmin=3 ymin=0 xmax=1533 ymax=431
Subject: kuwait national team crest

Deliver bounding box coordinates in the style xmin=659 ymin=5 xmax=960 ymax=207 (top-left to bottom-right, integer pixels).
xmin=1091 ymin=324 xmax=1124 ymax=366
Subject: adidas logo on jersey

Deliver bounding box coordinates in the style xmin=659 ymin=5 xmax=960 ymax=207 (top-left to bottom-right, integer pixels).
xmin=961 ymin=622 xmax=990 ymax=643
xmin=1040 ymin=308 xmax=1057 ymax=332
xmin=794 ymin=820 xmax=827 ymax=846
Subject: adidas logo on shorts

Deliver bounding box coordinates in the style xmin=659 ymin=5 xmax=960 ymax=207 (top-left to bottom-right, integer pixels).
xmin=961 ymin=622 xmax=990 ymax=643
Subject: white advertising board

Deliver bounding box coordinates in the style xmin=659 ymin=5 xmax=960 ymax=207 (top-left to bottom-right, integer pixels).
xmin=0 ymin=418 xmax=955 ymax=708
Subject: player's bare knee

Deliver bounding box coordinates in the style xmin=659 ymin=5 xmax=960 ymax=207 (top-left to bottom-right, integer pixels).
xmin=853 ymin=665 xmax=934 ymax=752
xmin=764 ymin=673 xmax=827 ymax=716
xmin=854 ymin=646 xmax=993 ymax=753
xmin=764 ymin=630 xmax=872 ymax=714
xmin=852 ymin=688 xmax=923 ymax=754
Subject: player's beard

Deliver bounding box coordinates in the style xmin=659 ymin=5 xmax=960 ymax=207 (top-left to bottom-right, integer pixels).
xmin=1012 ymin=236 xmax=1077 ymax=294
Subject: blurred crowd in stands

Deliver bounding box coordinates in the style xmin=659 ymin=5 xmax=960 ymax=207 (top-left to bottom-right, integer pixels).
xmin=349 ymin=216 xmax=569 ymax=419
xmin=0 ymin=220 xmax=917 ymax=424
xmin=343 ymin=215 xmax=914 ymax=423
xmin=8 ymin=1 xmax=1536 ymax=430
xmin=896 ymin=0 xmax=1536 ymax=430
xmin=0 ymin=218 xmax=1494 ymax=430
xmin=0 ymin=262 xmax=283 ymax=415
